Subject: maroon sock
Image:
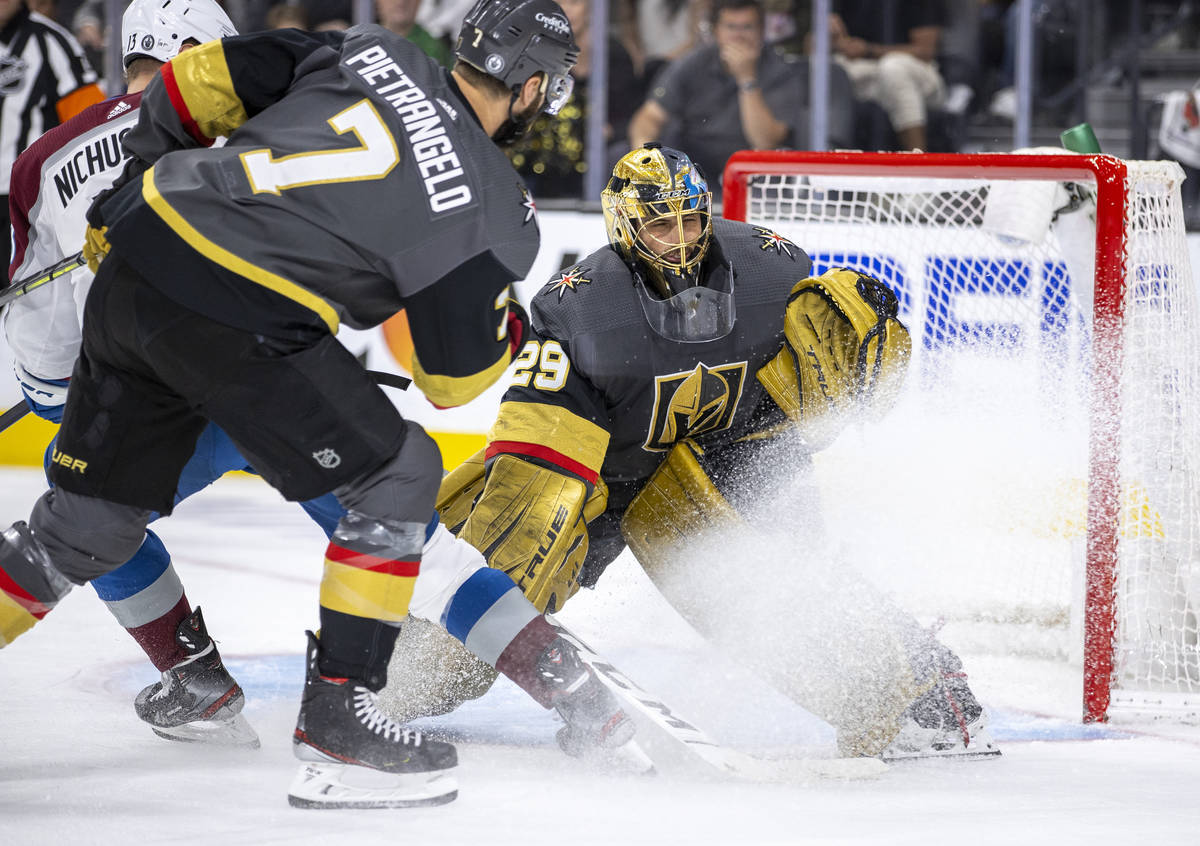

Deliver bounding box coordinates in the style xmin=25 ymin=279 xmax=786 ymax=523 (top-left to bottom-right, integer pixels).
xmin=495 ymin=616 xmax=559 ymax=707
xmin=126 ymin=594 xmax=192 ymax=671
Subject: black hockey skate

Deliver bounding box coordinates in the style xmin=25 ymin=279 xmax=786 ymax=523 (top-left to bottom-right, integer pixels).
xmin=134 ymin=607 xmax=259 ymax=748
xmin=536 ymin=635 xmax=636 ymax=758
xmin=289 ymin=631 xmax=458 ymax=809
xmin=882 ymin=642 xmax=1000 ymax=760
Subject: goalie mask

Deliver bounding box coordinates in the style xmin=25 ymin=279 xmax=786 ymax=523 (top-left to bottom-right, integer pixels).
xmin=456 ymin=0 xmax=579 ymax=117
xmin=603 ymin=145 xmax=732 ymax=343
xmin=121 ymin=0 xmax=237 ymax=68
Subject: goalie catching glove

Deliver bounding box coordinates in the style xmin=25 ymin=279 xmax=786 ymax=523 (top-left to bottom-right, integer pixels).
xmin=756 ymin=268 xmax=911 ymax=449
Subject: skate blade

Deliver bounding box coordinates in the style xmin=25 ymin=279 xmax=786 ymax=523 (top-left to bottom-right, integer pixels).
xmin=574 ymin=736 xmax=657 ymax=777
xmin=149 ymin=713 xmax=261 ymax=749
xmin=883 ymin=744 xmax=1002 ymax=762
xmin=882 ymin=731 xmax=1002 ymax=762
xmin=287 ymin=762 xmax=458 ymax=809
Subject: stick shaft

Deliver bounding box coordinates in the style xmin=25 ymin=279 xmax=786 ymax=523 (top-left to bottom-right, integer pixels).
xmin=0 ymin=401 xmax=30 ymax=434
xmin=0 ymin=251 xmax=86 ymax=310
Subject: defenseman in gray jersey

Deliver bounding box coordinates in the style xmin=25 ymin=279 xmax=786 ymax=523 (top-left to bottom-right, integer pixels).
xmin=388 ymin=145 xmax=1002 ymax=762
xmin=0 ymin=0 xmax=588 ymax=810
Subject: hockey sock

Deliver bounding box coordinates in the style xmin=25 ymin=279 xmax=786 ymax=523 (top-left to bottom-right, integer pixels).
xmin=90 ymin=531 xmax=194 ymax=670
xmin=317 ymin=608 xmax=401 ymax=691
xmin=318 ymin=512 xmax=425 ymax=689
xmin=494 ymin=615 xmax=562 ymax=708
xmin=441 ymin=564 xmax=540 ymax=652
xmin=126 ymin=594 xmax=193 ymax=670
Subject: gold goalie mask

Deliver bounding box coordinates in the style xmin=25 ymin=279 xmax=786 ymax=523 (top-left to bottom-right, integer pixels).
xmin=602 ymin=144 xmax=734 ymax=343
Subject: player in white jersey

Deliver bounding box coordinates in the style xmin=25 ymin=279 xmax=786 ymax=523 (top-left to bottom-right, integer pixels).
xmin=4 ymin=0 xmax=258 ymax=745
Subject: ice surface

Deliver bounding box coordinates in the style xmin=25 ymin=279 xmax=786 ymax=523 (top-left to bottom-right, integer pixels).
xmin=3 ymin=468 xmax=1200 ymax=845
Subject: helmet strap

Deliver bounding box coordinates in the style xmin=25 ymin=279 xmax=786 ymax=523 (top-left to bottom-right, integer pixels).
xmin=492 ymin=79 xmax=543 ymax=147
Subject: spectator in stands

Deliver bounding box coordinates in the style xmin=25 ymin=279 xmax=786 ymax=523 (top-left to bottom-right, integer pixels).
xmin=414 ymin=0 xmax=474 ymax=40
xmin=508 ymin=0 xmax=642 ymax=199
xmin=829 ymin=0 xmax=947 ymax=151
xmin=628 ymin=0 xmax=712 ymax=82
xmin=265 ymin=0 xmax=308 ymax=29
xmin=627 ymin=0 xmax=804 ymax=197
xmin=68 ymin=0 xmax=103 ymax=69
xmin=377 ymin=0 xmax=451 ymax=66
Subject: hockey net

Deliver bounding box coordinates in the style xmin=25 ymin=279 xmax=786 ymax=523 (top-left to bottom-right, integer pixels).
xmin=722 ymin=151 xmax=1200 ymax=723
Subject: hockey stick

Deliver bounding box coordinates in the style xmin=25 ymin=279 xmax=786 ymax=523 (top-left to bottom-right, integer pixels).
xmin=366 ymin=370 xmax=411 ymax=391
xmin=0 ymin=251 xmax=86 ymax=311
xmin=0 ymin=401 xmax=29 ymax=435
xmin=552 ymin=620 xmax=887 ymax=782
xmin=0 ymin=372 xmax=406 ymax=437
xmin=0 ymin=370 xmax=405 ymax=440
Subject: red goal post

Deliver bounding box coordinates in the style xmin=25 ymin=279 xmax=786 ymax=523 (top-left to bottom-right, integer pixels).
xmin=721 ymin=150 xmax=1199 ymax=724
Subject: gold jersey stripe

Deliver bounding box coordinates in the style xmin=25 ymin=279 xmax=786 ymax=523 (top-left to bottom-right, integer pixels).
xmin=141 ymin=167 xmax=340 ymax=332
xmin=168 ymin=41 xmax=250 ymax=139
xmin=412 ymin=349 xmax=509 ymax=409
xmin=319 ymin=558 xmax=415 ymax=623
xmin=488 ymin=400 xmax=610 ymax=477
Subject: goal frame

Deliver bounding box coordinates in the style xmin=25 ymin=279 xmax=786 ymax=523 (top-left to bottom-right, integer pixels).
xmin=722 ymin=150 xmax=1134 ymax=724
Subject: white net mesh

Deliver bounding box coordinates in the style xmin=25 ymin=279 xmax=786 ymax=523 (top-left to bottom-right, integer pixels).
xmin=735 ymin=156 xmax=1200 ymax=720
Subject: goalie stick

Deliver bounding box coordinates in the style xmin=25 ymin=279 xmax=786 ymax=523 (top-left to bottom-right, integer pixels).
xmin=551 ymin=620 xmax=887 ymax=783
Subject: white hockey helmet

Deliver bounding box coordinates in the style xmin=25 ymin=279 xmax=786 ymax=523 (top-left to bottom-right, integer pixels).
xmin=121 ymin=0 xmax=237 ymax=68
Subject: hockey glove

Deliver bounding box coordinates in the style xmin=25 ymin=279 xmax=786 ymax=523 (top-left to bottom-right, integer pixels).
xmin=756 ymin=268 xmax=911 ymax=448
xmin=82 ymin=225 xmax=110 ymax=274
xmin=14 ymin=363 xmax=69 ymax=424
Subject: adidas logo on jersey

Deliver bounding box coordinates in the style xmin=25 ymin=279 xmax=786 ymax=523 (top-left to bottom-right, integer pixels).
xmin=107 ymin=101 xmax=132 ymax=120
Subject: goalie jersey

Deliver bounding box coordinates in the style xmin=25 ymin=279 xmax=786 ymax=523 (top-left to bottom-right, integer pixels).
xmin=487 ymin=217 xmax=813 ymax=488
xmin=96 ymin=26 xmax=539 ymax=408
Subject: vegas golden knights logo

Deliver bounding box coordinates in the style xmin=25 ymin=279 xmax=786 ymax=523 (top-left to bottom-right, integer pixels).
xmin=643 ymin=362 xmax=748 ymax=451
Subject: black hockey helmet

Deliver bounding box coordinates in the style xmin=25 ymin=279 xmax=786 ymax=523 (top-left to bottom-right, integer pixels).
xmin=454 ymin=0 xmax=579 ymax=115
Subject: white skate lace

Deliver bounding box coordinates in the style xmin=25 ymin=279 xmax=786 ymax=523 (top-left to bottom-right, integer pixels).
xmin=352 ymin=688 xmax=422 ymax=746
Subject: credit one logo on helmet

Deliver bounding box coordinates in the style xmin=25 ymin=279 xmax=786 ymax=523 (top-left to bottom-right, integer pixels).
xmin=535 ymin=12 xmax=570 ymax=36
xmin=345 ymin=44 xmax=475 ymax=215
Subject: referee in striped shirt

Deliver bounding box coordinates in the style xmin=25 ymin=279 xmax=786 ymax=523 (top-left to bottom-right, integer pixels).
xmin=1 ymin=0 xmax=104 ymax=273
